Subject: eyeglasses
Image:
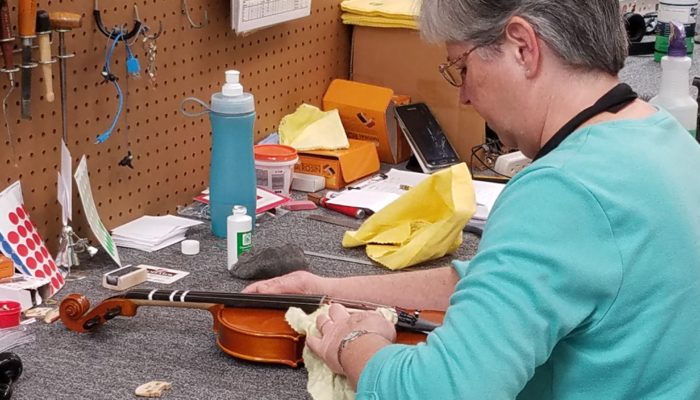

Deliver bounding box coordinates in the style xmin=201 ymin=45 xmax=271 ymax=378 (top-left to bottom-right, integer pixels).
xmin=438 ymin=46 xmax=480 ymax=87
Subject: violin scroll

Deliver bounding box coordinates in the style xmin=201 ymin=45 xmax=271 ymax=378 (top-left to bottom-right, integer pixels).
xmin=59 ymin=294 xmax=140 ymax=333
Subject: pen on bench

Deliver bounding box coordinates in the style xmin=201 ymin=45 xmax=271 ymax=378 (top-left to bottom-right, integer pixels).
xmin=319 ymin=196 xmax=366 ymax=219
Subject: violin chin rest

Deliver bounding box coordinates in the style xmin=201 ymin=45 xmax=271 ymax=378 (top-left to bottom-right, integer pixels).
xmin=0 ymin=352 xmax=22 ymax=388
xmin=0 ymin=351 xmax=22 ymax=400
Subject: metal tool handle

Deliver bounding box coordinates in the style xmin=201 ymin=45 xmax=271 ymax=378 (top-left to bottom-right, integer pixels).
xmin=36 ymin=10 xmax=53 ymax=102
xmin=18 ymin=0 xmax=37 ymax=38
xmin=37 ymin=34 xmax=52 ymax=101
xmin=0 ymin=0 xmax=15 ymax=71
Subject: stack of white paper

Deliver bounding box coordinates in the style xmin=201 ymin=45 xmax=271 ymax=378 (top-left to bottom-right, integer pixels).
xmin=468 ymin=180 xmax=506 ymax=231
xmin=112 ymin=215 xmax=203 ymax=252
xmin=0 ymin=326 xmax=35 ymax=353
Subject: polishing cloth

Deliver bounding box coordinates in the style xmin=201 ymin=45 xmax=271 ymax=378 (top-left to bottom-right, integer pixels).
xmin=341 ymin=0 xmax=421 ymax=19
xmin=279 ymin=104 xmax=350 ymax=151
xmin=342 ymin=163 xmax=475 ymax=270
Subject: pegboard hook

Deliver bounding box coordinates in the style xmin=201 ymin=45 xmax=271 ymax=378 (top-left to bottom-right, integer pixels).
xmin=181 ymin=0 xmax=208 ymax=29
xmin=132 ymin=4 xmax=163 ymax=41
xmin=93 ymin=0 xmax=142 ymax=41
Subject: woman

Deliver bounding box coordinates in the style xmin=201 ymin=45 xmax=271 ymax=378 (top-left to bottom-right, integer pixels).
xmin=245 ymin=1 xmax=700 ymax=398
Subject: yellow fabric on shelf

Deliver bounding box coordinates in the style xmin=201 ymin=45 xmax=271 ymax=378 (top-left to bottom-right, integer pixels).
xmin=342 ymin=163 xmax=475 ymax=270
xmin=279 ymin=104 xmax=350 ymax=151
xmin=341 ymin=13 xmax=418 ymax=29
xmin=341 ymin=0 xmax=421 ymax=19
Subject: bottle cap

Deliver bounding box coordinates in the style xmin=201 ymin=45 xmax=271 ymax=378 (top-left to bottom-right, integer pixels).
xmin=668 ymin=21 xmax=687 ymax=57
xmin=233 ymin=205 xmax=248 ymax=215
xmin=181 ymin=240 xmax=200 ymax=255
xmin=254 ymin=144 xmax=298 ymax=162
xmin=222 ymin=70 xmax=244 ymax=97
xmin=210 ymin=69 xmax=254 ymax=114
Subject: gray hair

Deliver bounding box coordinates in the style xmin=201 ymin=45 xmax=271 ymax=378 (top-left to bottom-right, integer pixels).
xmin=419 ymin=0 xmax=628 ymax=75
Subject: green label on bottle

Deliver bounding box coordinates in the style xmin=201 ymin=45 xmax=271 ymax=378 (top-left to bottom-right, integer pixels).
xmin=689 ymin=129 xmax=697 ymax=139
xmin=237 ymin=230 xmax=252 ymax=255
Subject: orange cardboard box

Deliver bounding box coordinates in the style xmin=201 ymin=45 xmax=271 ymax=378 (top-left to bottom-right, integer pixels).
xmin=294 ymin=139 xmax=380 ymax=190
xmin=323 ymin=79 xmax=411 ymax=164
xmin=350 ymin=27 xmax=485 ymax=162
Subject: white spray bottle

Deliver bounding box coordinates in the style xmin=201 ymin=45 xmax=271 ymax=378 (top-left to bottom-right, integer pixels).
xmin=650 ymin=21 xmax=698 ymax=138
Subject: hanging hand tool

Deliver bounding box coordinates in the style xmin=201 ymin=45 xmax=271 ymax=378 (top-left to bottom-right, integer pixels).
xmin=48 ymin=11 xmax=83 ymax=142
xmin=18 ymin=0 xmax=37 ymax=119
xmin=36 ymin=10 xmax=54 ymax=103
xmin=0 ymin=0 xmax=18 ymax=164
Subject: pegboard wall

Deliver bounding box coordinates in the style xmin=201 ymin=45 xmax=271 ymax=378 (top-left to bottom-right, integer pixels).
xmin=0 ymin=0 xmax=350 ymax=251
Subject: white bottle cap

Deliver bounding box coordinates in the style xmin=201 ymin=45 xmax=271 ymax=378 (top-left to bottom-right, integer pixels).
xmin=181 ymin=239 xmax=200 ymax=255
xmin=233 ymin=205 xmax=248 ymax=215
xmin=222 ymin=70 xmax=243 ymax=97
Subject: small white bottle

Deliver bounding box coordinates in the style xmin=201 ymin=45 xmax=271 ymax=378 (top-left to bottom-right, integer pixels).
xmin=226 ymin=205 xmax=252 ymax=271
xmin=650 ymin=21 xmax=699 ymax=139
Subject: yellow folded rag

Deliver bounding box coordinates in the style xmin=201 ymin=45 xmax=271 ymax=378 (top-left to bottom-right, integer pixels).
xmin=342 ymin=163 xmax=475 ymax=270
xmin=341 ymin=0 xmax=421 ymax=19
xmin=279 ymin=104 xmax=350 ymax=151
xmin=341 ymin=13 xmax=419 ymax=30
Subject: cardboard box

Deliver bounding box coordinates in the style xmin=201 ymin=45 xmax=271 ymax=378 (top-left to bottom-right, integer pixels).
xmin=294 ymin=139 xmax=380 ymax=190
xmin=0 ymin=274 xmax=52 ymax=311
xmin=323 ymin=79 xmax=412 ymax=164
xmin=351 ymin=26 xmax=485 ymax=162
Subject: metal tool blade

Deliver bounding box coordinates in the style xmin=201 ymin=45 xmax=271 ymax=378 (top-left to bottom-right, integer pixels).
xmin=20 ymin=41 xmax=31 ymax=119
xmin=306 ymin=214 xmax=362 ymax=230
xmin=303 ymin=251 xmax=374 ymax=266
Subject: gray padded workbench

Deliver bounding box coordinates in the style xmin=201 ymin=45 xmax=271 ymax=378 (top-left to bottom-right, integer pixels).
xmin=6 ymin=51 xmax=695 ymax=399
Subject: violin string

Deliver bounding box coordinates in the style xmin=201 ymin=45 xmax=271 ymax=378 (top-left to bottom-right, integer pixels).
xmin=123 ymin=289 xmax=401 ymax=314
xmin=124 ymin=289 xmax=325 ymax=308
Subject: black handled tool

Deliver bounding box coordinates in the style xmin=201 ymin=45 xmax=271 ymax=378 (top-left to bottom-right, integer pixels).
xmin=18 ymin=0 xmax=37 ymax=119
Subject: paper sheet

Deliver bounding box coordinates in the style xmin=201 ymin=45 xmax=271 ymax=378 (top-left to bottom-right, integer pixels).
xmin=232 ymin=0 xmax=312 ymax=33
xmin=139 ymin=264 xmax=190 ymax=284
xmin=74 ymin=156 xmax=121 ymax=267
xmin=328 ymin=169 xmax=506 ymax=219
xmin=326 ymin=169 xmax=429 ymax=212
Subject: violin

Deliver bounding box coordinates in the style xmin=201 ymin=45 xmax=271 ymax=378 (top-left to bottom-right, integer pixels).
xmin=59 ymin=289 xmax=444 ymax=368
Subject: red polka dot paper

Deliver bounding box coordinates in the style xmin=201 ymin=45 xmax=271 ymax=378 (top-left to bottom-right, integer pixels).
xmin=0 ymin=182 xmax=65 ymax=296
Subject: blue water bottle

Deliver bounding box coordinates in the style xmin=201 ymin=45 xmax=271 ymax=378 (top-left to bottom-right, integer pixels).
xmin=208 ymin=70 xmax=256 ymax=237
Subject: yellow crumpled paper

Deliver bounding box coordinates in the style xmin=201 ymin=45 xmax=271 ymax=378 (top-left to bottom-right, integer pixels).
xmin=342 ymin=163 xmax=475 ymax=270
xmin=279 ymin=104 xmax=350 ymax=151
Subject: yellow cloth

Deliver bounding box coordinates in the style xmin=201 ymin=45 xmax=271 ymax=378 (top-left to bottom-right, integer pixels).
xmin=341 ymin=0 xmax=421 ymax=19
xmin=279 ymin=104 xmax=350 ymax=151
xmin=285 ymin=306 xmax=396 ymax=400
xmin=341 ymin=13 xmax=418 ymax=29
xmin=342 ymin=163 xmax=475 ymax=270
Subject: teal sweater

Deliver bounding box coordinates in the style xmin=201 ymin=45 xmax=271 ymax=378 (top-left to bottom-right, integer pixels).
xmin=357 ymin=110 xmax=700 ymax=399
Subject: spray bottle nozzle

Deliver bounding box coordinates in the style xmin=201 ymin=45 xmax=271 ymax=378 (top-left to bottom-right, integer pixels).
xmin=668 ymin=21 xmax=687 ymax=57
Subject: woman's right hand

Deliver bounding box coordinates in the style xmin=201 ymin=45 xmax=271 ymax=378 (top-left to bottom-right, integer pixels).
xmin=241 ymin=270 xmax=326 ymax=295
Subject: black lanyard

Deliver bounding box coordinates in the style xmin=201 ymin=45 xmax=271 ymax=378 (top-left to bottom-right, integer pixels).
xmin=533 ymin=83 xmax=638 ymax=161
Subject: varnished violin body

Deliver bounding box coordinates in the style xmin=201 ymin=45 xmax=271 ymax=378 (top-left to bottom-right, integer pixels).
xmin=59 ymin=289 xmax=444 ymax=368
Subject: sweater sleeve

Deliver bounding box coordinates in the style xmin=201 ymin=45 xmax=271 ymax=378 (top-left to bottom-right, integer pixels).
xmin=356 ymin=167 xmax=623 ymax=399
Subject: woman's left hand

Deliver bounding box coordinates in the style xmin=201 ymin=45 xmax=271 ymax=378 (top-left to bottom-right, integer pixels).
xmin=306 ymin=303 xmax=396 ymax=375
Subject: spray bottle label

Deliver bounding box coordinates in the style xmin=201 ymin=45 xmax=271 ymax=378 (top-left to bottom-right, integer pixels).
xmin=237 ymin=231 xmax=252 ymax=255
